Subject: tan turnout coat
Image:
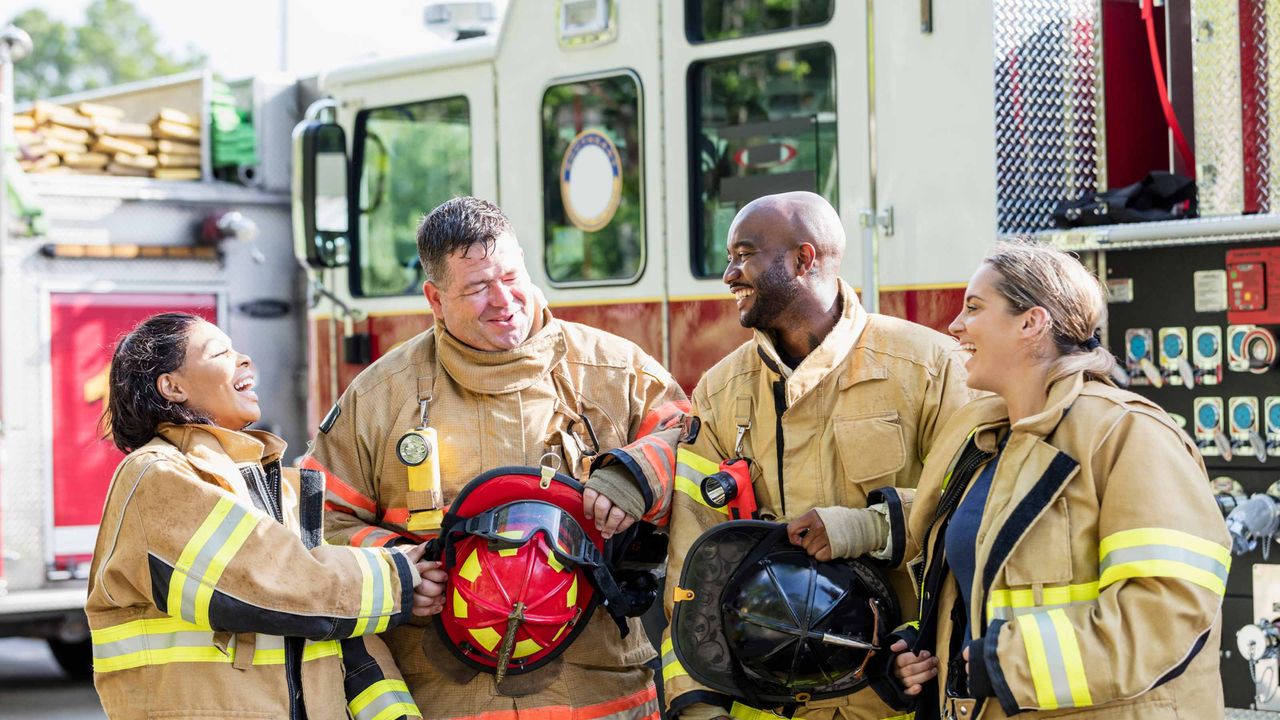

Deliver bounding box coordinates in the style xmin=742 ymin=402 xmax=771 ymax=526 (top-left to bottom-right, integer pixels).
xmin=593 ymin=281 xmax=971 ymax=720
xmin=305 ymin=310 xmax=688 ymax=720
xmin=87 ymin=423 xmax=420 ymax=720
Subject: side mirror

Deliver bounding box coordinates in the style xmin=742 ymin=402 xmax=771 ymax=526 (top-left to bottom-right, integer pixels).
xmin=292 ymin=120 xmax=350 ymax=268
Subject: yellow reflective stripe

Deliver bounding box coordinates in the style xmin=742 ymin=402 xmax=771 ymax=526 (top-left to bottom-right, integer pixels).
xmin=1098 ymin=528 xmax=1230 ymax=595
xmin=1099 ymin=527 xmax=1231 ymax=566
xmin=1015 ymin=614 xmax=1058 ymax=709
xmin=349 ymin=678 xmax=421 ymax=720
xmin=374 ymin=547 xmax=394 ymax=634
xmin=192 ymin=509 xmax=257 ymax=628
xmin=660 ymin=636 xmax=688 ymax=682
xmin=168 ymin=498 xmax=235 ymax=623
xmin=91 ymin=616 xmax=201 ymax=644
xmin=1099 ymin=560 xmax=1227 ymax=596
xmin=986 ymin=582 xmax=1100 ymax=621
xmin=303 ymin=639 xmax=342 ymax=661
xmin=95 ymin=644 xmax=230 ymax=673
xmin=677 ymin=448 xmax=719 ymax=476
xmin=729 ymin=702 xmax=785 ymax=719
xmin=1047 ymin=609 xmax=1092 ymax=708
xmin=881 ymin=714 xmax=915 ymax=720
xmin=353 ymin=547 xmax=376 ymax=635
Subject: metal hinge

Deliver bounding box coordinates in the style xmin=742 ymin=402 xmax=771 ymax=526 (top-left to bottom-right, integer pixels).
xmin=859 ymin=207 xmax=895 ymax=237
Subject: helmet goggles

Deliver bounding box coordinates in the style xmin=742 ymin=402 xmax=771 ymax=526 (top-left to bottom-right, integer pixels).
xmin=457 ymin=500 xmax=604 ymax=570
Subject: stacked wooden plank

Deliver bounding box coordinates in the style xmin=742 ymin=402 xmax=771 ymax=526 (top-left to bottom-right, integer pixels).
xmin=14 ymin=101 xmax=202 ymax=181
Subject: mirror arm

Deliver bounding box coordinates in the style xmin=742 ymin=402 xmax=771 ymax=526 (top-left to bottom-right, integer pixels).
xmin=309 ymin=275 xmax=367 ymax=323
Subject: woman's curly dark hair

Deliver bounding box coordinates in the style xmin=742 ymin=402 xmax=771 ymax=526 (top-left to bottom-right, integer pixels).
xmin=102 ymin=312 xmax=213 ymax=452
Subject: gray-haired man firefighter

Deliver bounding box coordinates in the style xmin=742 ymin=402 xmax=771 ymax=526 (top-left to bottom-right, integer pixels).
xmin=303 ymin=196 xmax=688 ymax=720
xmin=584 ymin=191 xmax=973 ymax=720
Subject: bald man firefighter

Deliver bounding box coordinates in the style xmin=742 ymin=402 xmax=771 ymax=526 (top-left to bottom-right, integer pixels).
xmin=303 ymin=197 xmax=688 ymax=720
xmin=583 ymin=192 xmax=973 ymax=720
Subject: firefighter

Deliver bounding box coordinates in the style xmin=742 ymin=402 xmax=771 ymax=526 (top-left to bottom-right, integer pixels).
xmin=304 ymin=197 xmax=688 ymax=719
xmin=887 ymin=242 xmax=1228 ymax=719
xmin=583 ymin=191 xmax=973 ymax=719
xmin=88 ymin=313 xmax=431 ymax=720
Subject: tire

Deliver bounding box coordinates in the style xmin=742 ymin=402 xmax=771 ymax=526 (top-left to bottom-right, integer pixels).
xmin=47 ymin=637 xmax=93 ymax=679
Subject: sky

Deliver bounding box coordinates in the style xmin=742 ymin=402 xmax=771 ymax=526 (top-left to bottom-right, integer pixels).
xmin=7 ymin=0 xmax=500 ymax=80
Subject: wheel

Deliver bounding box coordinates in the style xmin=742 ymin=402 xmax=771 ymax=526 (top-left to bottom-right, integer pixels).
xmin=47 ymin=637 xmax=93 ymax=679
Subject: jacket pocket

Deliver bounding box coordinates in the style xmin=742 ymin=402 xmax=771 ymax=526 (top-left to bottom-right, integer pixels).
xmin=833 ymin=411 xmax=907 ymax=489
xmin=1002 ymin=497 xmax=1073 ymax=586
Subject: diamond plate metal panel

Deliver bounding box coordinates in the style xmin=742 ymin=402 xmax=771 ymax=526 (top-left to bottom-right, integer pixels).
xmin=1268 ymin=0 xmax=1280 ymax=205
xmin=1243 ymin=0 xmax=1270 ymax=212
xmin=1193 ymin=0 xmax=1246 ymax=216
xmin=994 ymin=0 xmax=1103 ymax=234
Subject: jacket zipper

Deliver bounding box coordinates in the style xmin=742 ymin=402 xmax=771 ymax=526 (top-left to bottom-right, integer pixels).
xmin=249 ymin=461 xmax=297 ymax=717
xmin=916 ymin=442 xmax=993 ymax=605
xmin=772 ymin=379 xmax=788 ymax=516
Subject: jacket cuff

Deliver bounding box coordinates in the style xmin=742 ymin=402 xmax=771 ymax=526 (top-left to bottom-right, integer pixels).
xmin=387 ymin=547 xmax=417 ymax=624
xmin=867 ymin=487 xmax=907 ymax=567
xmin=812 ymin=505 xmax=888 ymax=559
xmin=594 ymin=449 xmax=654 ymax=513
xmin=978 ymin=619 xmax=1022 ymax=715
xmin=586 ymin=463 xmax=647 ymax=519
xmin=675 ymin=701 xmax=732 ymax=720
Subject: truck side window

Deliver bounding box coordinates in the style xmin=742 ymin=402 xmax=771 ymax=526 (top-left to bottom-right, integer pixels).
xmin=687 ymin=0 xmax=833 ymax=43
xmin=541 ymin=73 xmax=644 ymax=285
xmin=689 ymin=43 xmax=837 ymax=278
xmin=352 ymin=96 xmax=472 ymax=297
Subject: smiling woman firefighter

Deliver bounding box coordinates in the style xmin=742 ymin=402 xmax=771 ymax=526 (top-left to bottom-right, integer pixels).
xmin=87 ymin=312 xmax=443 ymax=720
xmin=858 ymin=243 xmax=1230 ymax=719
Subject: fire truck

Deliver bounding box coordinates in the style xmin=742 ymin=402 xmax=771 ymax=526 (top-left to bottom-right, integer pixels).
xmin=0 ymin=58 xmax=310 ymax=675
xmin=5 ymin=0 xmax=1280 ymax=713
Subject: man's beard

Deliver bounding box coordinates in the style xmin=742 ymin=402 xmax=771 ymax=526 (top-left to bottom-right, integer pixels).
xmin=740 ymin=254 xmax=798 ymax=330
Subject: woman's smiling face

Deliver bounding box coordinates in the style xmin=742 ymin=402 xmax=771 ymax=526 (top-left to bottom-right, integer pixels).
xmin=159 ymin=320 xmax=260 ymax=430
xmin=949 ymin=263 xmax=1032 ymax=394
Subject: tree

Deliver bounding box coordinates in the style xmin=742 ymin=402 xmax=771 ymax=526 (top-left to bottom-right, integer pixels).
xmin=7 ymin=0 xmax=207 ymax=103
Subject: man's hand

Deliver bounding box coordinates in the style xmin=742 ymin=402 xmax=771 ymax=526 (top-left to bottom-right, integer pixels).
xmin=891 ymin=639 xmax=938 ymax=695
xmin=786 ymin=509 xmax=832 ymax=561
xmin=582 ymin=487 xmax=637 ymax=540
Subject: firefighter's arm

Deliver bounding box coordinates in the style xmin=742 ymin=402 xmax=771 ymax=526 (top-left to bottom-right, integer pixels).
xmin=660 ymin=386 xmax=740 ymax=717
xmin=339 ymin=635 xmax=423 ymax=720
xmin=584 ymin=354 xmax=690 ymax=528
xmin=969 ymin=411 xmax=1228 ymax=714
xmin=867 ymin=347 xmax=971 ymax=568
xmin=305 ymin=390 xmax=403 ymax=548
xmin=133 ymin=458 xmax=420 ymax=640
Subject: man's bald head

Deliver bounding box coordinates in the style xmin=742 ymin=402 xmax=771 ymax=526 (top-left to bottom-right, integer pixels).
xmin=727 ymin=191 xmax=845 ymax=275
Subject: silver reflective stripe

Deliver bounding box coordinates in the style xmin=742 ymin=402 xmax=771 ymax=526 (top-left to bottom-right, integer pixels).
xmin=1099 ymin=544 xmax=1229 ymax=585
xmin=255 ymin=634 xmax=286 ymax=652
xmin=354 ymin=548 xmax=387 ymax=620
xmin=1033 ymin=612 xmax=1076 ymax=709
xmin=989 ymin=600 xmax=1096 ymax=621
xmin=92 ymin=630 xmax=213 ymax=661
xmin=352 ymin=688 xmax=415 ymax=720
xmin=178 ymin=502 xmax=251 ymax=623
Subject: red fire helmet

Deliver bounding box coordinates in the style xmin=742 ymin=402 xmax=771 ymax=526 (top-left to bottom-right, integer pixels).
xmin=433 ymin=466 xmax=607 ymax=679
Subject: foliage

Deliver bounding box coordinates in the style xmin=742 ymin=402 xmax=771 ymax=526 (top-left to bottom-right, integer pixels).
xmin=7 ymin=0 xmax=206 ymax=103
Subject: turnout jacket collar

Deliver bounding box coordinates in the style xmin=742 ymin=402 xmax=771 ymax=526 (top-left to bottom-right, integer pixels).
xmin=752 ymin=280 xmax=869 ymax=406
xmin=154 ymin=423 xmax=287 ymax=496
xmin=435 ymin=307 xmax=564 ymax=395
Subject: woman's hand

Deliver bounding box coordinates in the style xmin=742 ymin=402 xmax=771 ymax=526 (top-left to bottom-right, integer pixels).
xmin=891 ymin=638 xmax=938 ymax=695
xmin=397 ymin=543 xmax=448 ymax=616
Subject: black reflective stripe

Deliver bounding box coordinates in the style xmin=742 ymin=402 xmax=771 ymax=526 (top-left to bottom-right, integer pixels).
xmin=868 ymin=487 xmax=906 ymax=567
xmin=980 ymin=451 xmax=1079 ymax=594
xmin=983 ymin=619 xmax=1020 ymax=716
xmin=320 ymin=402 xmax=341 ymax=433
xmin=771 ymin=379 xmax=787 ymax=516
xmin=299 ymin=468 xmax=325 ymax=550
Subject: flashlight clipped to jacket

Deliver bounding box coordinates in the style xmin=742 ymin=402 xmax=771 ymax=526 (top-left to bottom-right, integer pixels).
xmin=700 ymin=458 xmax=758 ymax=520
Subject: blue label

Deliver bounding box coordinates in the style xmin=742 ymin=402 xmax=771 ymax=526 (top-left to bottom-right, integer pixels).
xmin=1234 ymin=402 xmax=1255 ymax=429
xmin=1196 ymin=332 xmax=1218 ymax=358
xmin=1128 ymin=334 xmax=1148 ymax=359
xmin=1162 ymin=333 xmax=1183 ymax=358
xmin=1269 ymin=403 xmax=1280 ymax=430
xmin=1198 ymin=403 xmax=1219 ymax=429
xmin=1232 ymin=329 xmax=1247 ymax=356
